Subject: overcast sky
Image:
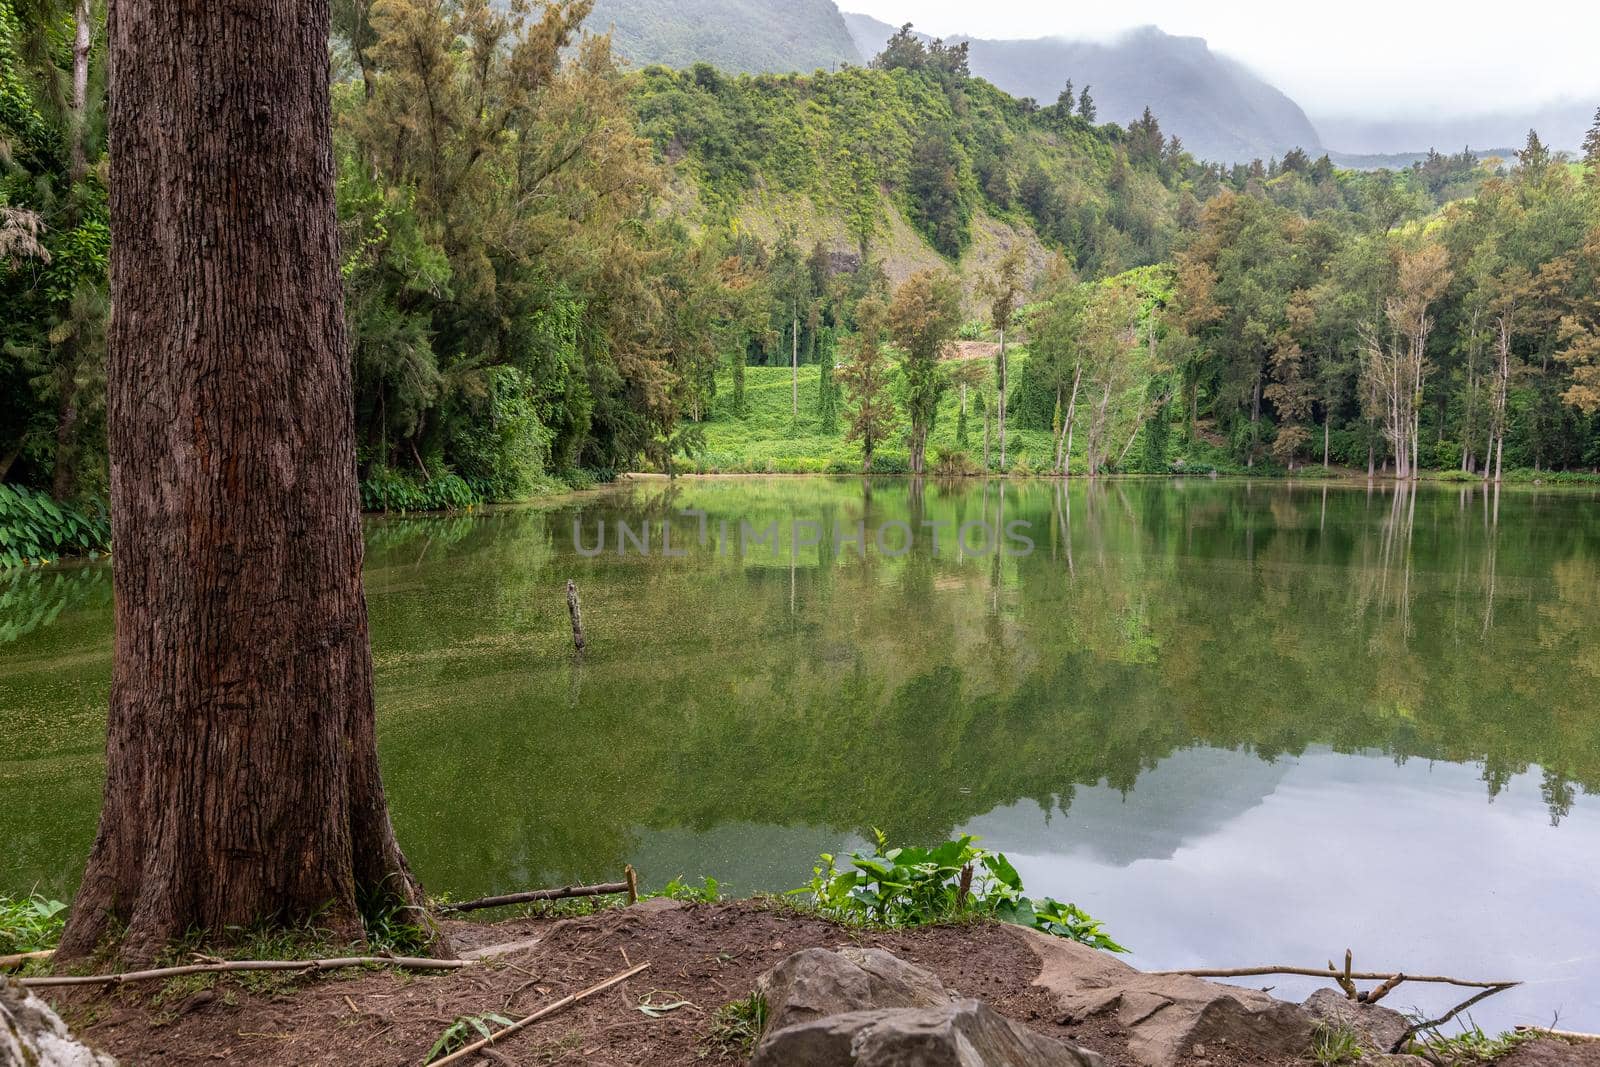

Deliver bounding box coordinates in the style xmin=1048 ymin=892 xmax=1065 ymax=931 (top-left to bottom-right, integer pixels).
xmin=841 ymin=1 xmax=1600 ymax=119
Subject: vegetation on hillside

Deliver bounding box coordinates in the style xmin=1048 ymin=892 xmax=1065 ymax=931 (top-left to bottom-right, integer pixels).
xmin=588 ymin=0 xmax=858 ymax=76
xmin=4 ymin=0 xmax=1600 ymax=552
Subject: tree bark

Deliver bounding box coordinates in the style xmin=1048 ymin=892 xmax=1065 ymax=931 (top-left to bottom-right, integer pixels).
xmin=71 ymin=0 xmax=91 ymax=185
xmin=791 ymin=311 xmax=798 ymax=419
xmin=59 ymin=0 xmax=434 ymax=965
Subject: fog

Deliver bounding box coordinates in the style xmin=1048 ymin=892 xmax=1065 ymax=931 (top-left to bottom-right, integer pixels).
xmin=843 ymin=0 xmax=1600 ymax=123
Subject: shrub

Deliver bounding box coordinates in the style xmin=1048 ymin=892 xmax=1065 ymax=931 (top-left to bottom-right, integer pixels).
xmin=931 ymin=448 xmax=979 ymax=476
xmin=789 ymin=832 xmax=1126 ymax=951
xmin=0 ymin=484 xmax=110 ymax=569
xmin=360 ymin=467 xmax=482 ymax=513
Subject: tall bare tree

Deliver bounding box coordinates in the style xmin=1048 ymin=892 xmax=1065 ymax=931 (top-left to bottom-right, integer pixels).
xmin=59 ymin=0 xmax=433 ymax=964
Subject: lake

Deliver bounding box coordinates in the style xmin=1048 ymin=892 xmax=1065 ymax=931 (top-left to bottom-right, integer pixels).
xmin=2 ymin=476 xmax=1598 ymax=1031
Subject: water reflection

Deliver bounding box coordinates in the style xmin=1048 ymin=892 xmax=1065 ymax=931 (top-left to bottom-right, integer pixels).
xmin=2 ymin=477 xmax=1598 ymax=1028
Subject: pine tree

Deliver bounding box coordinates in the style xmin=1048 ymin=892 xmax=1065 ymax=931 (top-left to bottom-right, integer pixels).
xmin=1583 ymin=107 xmax=1600 ymax=182
xmin=1077 ymin=85 xmax=1097 ymax=123
xmin=1517 ymin=128 xmax=1551 ymax=177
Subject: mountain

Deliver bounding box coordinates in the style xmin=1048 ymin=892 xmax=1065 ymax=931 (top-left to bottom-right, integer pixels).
xmin=587 ymin=0 xmax=858 ymax=75
xmin=843 ymin=15 xmax=1323 ymax=164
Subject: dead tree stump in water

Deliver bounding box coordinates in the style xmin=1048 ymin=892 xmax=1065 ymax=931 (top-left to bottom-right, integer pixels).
xmin=566 ymin=579 xmax=585 ymax=654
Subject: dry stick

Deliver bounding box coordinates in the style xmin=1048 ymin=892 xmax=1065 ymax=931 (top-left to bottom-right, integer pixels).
xmin=1388 ymin=983 xmax=1517 ymax=1055
xmin=20 ymin=955 xmax=473 ymax=989
xmin=439 ymin=882 xmax=631 ymax=915
xmin=1365 ymin=973 xmax=1406 ymax=1004
xmin=1145 ymin=966 xmax=1516 ymax=990
xmin=430 ymin=961 xmax=650 ymax=1067
xmin=566 ymin=579 xmax=585 ymax=654
xmin=1 ymin=949 xmax=55 ymax=970
xmin=1515 ymin=1026 xmax=1600 ymax=1043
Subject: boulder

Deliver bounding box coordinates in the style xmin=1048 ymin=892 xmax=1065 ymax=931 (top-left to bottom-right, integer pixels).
xmin=751 ymin=998 xmax=1103 ymax=1067
xmin=1 ymin=980 xmax=118 ymax=1067
xmin=1301 ymin=987 xmax=1413 ymax=1058
xmin=754 ymin=946 xmax=951 ymax=1035
xmin=1010 ymin=926 xmax=1313 ymax=1067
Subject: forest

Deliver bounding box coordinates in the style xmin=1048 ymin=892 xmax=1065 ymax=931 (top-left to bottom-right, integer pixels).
xmin=4 ymin=0 xmax=1600 ymax=553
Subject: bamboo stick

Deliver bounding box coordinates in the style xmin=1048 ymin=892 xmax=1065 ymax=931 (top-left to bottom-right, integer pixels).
xmin=430 ymin=961 xmax=650 ymax=1066
xmin=20 ymin=955 xmax=472 ymax=989
xmin=1 ymin=949 xmax=54 ymax=971
xmin=438 ymin=881 xmax=631 ymax=915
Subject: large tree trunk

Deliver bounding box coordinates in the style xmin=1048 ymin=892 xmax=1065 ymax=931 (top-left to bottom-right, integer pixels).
xmin=59 ymin=0 xmax=433 ymax=965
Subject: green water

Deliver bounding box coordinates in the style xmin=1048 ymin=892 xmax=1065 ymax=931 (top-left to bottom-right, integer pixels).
xmin=2 ymin=477 xmax=1598 ymax=1029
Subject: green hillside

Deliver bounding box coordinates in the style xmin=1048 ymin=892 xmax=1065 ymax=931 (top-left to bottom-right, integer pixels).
xmin=590 ymin=0 xmax=858 ymax=75
xmin=633 ymin=56 xmax=1197 ymax=288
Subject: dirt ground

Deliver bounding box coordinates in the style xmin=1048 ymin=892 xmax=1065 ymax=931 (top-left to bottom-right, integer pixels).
xmin=44 ymin=900 xmax=1592 ymax=1066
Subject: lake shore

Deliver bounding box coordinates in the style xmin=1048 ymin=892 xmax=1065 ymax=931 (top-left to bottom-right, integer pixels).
xmin=36 ymin=899 xmax=1594 ymax=1067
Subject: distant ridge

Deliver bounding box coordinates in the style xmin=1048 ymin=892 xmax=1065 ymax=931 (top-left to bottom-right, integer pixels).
xmin=588 ymin=0 xmax=858 ymax=75
xmin=843 ymin=13 xmax=1323 ymax=164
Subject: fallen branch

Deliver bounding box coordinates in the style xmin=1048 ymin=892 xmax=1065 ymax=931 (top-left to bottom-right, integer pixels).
xmin=19 ymin=954 xmax=473 ymax=989
xmin=1 ymin=949 xmax=55 ymax=971
xmin=1146 ymin=965 xmax=1515 ymax=990
xmin=1515 ymin=1026 xmax=1600 ymax=1043
xmin=1389 ymin=983 xmax=1517 ymax=1054
xmin=439 ymin=881 xmax=631 ymax=915
xmin=430 ymin=961 xmax=650 ymax=1066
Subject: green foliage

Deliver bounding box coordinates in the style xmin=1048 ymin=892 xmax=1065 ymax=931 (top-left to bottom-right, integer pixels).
xmin=789 ymin=832 xmax=1126 ymax=952
xmin=654 ymin=875 xmax=723 ymax=903
xmin=0 ymin=483 xmax=109 ymax=568
xmin=425 ymin=1012 xmax=517 ymax=1064
xmin=0 ymin=893 xmax=68 ymax=954
xmin=993 ymin=897 xmax=1128 ymax=953
xmin=359 ymin=469 xmax=480 ymax=514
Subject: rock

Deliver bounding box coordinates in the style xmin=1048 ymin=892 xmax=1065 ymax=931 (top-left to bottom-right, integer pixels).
xmin=754 ymin=947 xmax=951 ymax=1035
xmin=1010 ymin=927 xmax=1313 ymax=1067
xmin=752 ymin=998 xmax=1104 ymax=1067
xmin=1 ymin=980 xmax=118 ymax=1067
xmin=1301 ymin=987 xmax=1412 ymax=1057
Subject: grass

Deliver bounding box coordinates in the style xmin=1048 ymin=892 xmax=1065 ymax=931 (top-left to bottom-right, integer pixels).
xmin=703 ymin=991 xmax=769 ymax=1059
xmin=688 ymin=361 xmax=1063 ymax=476
xmin=0 ymin=892 xmax=68 ymax=954
xmin=1309 ymin=1021 xmax=1364 ymax=1065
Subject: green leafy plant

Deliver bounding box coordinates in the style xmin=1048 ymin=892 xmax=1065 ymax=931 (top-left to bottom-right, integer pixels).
xmin=425 ymin=1012 xmax=516 ymax=1064
xmin=995 ymin=897 xmax=1128 ymax=953
xmin=0 ymin=893 xmax=68 ymax=953
xmin=0 ymin=485 xmax=110 ymax=569
xmin=788 ymin=832 xmax=1126 ymax=951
